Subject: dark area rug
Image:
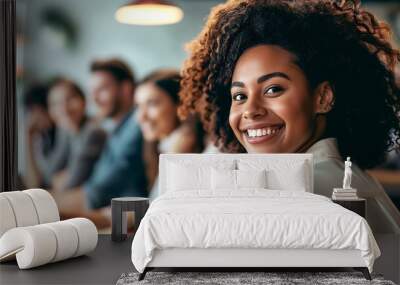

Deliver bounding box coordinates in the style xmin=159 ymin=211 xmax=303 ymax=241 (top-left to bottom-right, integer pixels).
xmin=116 ymin=271 xmax=396 ymax=285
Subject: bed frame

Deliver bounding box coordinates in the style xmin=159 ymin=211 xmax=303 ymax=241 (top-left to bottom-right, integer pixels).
xmin=138 ymin=154 xmax=372 ymax=281
xmin=139 ymin=249 xmax=371 ymax=280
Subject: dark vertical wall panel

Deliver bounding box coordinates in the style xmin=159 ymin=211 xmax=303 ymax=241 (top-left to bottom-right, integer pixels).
xmin=0 ymin=0 xmax=17 ymax=192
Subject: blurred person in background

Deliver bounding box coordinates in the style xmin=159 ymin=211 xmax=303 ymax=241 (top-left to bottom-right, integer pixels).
xmin=135 ymin=70 xmax=205 ymax=198
xmin=52 ymin=58 xmax=147 ymax=228
xmin=47 ymin=78 xmax=107 ymax=191
xmin=24 ymin=83 xmax=68 ymax=188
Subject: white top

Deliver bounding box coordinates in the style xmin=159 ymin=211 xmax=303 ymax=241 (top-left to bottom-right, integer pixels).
xmin=307 ymin=138 xmax=400 ymax=234
xmin=158 ymin=128 xmax=184 ymax=154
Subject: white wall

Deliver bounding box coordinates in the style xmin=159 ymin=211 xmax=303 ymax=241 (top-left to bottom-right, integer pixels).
xmin=20 ymin=0 xmax=222 ymax=90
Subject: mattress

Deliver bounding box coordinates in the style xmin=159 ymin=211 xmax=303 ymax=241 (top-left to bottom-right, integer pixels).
xmin=131 ymin=190 xmax=380 ymax=273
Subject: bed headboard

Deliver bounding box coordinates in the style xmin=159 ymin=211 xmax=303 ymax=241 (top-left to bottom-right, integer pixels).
xmin=158 ymin=153 xmax=314 ymax=195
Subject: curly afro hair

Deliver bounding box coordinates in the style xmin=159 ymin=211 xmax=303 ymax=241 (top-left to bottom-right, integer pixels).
xmin=178 ymin=0 xmax=400 ymax=169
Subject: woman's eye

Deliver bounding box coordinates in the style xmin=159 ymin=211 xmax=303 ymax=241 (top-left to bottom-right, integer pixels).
xmin=232 ymin=93 xmax=247 ymax=101
xmin=264 ymin=86 xmax=284 ymax=96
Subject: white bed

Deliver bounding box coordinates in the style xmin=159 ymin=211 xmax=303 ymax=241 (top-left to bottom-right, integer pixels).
xmin=131 ymin=154 xmax=380 ymax=280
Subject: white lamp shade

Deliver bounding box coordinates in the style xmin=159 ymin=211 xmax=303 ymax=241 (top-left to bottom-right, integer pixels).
xmin=115 ymin=0 xmax=183 ymax=26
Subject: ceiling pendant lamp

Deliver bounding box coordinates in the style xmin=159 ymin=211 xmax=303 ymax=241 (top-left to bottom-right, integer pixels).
xmin=115 ymin=0 xmax=184 ymax=26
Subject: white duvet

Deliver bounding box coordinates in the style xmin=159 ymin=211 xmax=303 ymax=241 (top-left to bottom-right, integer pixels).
xmin=131 ymin=190 xmax=380 ymax=273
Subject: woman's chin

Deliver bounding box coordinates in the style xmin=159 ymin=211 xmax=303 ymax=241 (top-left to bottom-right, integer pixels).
xmin=143 ymin=133 xmax=158 ymax=142
xmin=245 ymin=145 xmax=281 ymax=154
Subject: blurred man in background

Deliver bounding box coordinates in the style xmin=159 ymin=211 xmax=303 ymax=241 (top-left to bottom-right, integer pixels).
xmin=53 ymin=58 xmax=147 ymax=227
xmin=47 ymin=78 xmax=107 ymax=191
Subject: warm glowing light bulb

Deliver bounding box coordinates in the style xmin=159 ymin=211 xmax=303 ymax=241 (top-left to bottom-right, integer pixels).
xmin=115 ymin=2 xmax=183 ymax=26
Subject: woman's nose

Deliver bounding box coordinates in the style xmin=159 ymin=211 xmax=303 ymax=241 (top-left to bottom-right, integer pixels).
xmin=242 ymin=99 xmax=267 ymax=120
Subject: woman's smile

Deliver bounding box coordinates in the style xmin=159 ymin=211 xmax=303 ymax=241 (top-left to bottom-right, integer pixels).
xmin=241 ymin=124 xmax=285 ymax=145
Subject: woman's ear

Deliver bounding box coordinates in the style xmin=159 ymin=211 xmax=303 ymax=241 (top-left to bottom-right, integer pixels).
xmin=314 ymin=81 xmax=335 ymax=114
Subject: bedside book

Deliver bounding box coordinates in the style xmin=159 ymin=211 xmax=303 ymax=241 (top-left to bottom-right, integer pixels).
xmin=332 ymin=195 xmax=359 ymax=200
xmin=332 ymin=188 xmax=358 ymax=200
xmin=333 ymin=189 xmax=357 ymax=193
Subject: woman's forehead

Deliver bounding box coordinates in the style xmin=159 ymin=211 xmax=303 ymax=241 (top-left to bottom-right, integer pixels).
xmin=232 ymin=45 xmax=300 ymax=83
xmin=136 ymin=83 xmax=173 ymax=104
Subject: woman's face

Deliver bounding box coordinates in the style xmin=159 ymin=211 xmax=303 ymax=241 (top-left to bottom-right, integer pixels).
xmin=229 ymin=44 xmax=321 ymax=153
xmin=48 ymin=83 xmax=86 ymax=131
xmin=136 ymin=82 xmax=179 ymax=142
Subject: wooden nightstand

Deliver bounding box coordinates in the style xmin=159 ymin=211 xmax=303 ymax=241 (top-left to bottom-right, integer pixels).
xmin=332 ymin=198 xmax=366 ymax=218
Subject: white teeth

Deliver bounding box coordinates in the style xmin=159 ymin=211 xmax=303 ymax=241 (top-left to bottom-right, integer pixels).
xmin=246 ymin=126 xmax=281 ymax=138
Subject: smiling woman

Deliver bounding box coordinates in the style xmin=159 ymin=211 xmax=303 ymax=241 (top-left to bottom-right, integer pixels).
xmin=178 ymin=0 xmax=400 ymax=234
xmin=135 ymin=70 xmax=205 ymax=197
xmin=229 ymin=45 xmax=325 ymax=154
xmin=179 ymin=0 xmax=400 ymax=167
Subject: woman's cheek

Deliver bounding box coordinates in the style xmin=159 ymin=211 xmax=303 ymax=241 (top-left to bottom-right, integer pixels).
xmin=148 ymin=106 xmax=160 ymax=123
xmin=284 ymin=110 xmax=315 ymax=151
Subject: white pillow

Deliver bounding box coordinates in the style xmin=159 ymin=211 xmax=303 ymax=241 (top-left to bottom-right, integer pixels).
xmin=167 ymin=162 xmax=208 ymax=191
xmin=211 ymin=168 xmax=267 ymax=190
xmin=166 ymin=160 xmax=235 ymax=192
xmin=211 ymin=168 xmax=236 ymax=190
xmin=237 ymin=169 xmax=267 ymax=189
xmin=238 ymin=159 xmax=310 ymax=192
xmin=267 ymin=164 xmax=308 ymax=191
